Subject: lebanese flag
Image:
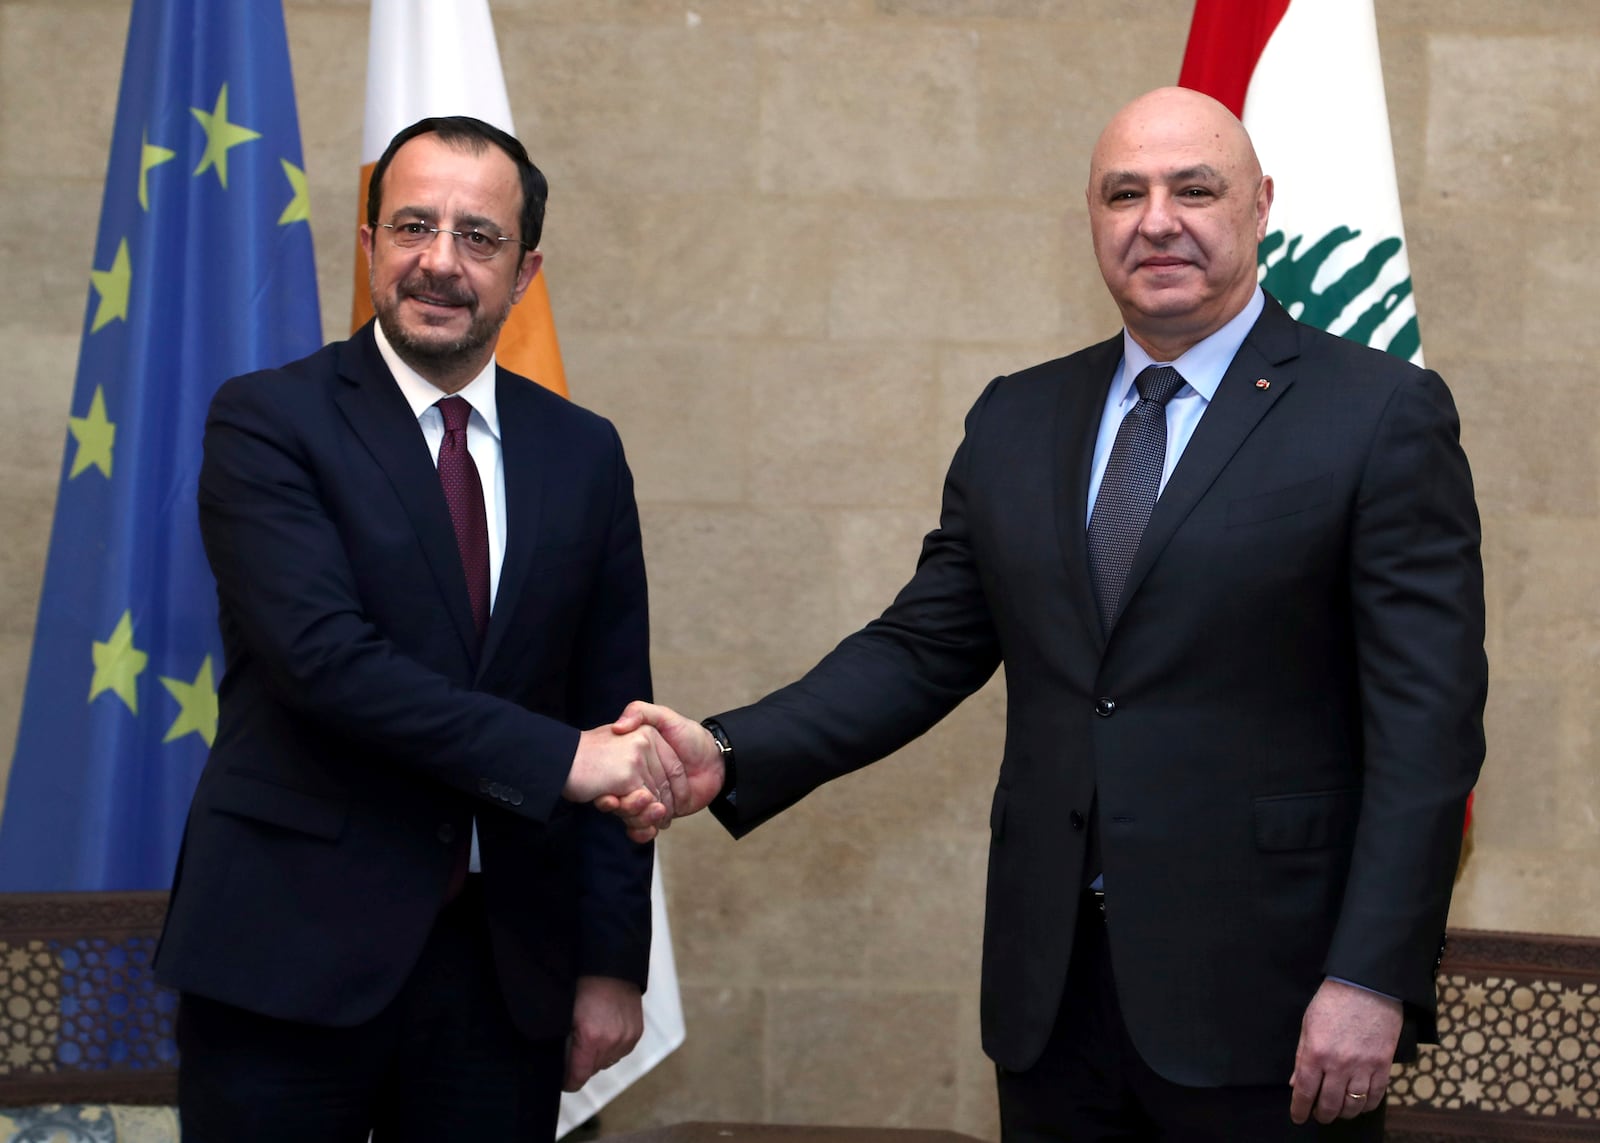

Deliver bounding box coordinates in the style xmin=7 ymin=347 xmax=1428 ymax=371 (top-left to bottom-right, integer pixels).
xmin=1179 ymin=0 xmax=1422 ymax=366
xmin=351 ymin=2 xmax=687 ymax=1125
xmin=351 ymin=0 xmax=567 ymax=396
xmin=1179 ymin=0 xmax=1473 ymax=842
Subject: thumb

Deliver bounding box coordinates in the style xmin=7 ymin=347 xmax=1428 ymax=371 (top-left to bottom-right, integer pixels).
xmin=612 ymin=699 xmax=653 ymax=734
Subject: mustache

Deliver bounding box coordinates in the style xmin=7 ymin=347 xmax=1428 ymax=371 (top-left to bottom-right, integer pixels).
xmin=400 ymin=271 xmax=474 ymax=308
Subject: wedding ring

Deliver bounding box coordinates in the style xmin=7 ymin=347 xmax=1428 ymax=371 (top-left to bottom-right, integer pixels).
xmin=1345 ymin=1092 xmax=1367 ymax=1102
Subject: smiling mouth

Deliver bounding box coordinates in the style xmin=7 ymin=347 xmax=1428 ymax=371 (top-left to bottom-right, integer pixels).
xmin=406 ymin=291 xmax=471 ymax=311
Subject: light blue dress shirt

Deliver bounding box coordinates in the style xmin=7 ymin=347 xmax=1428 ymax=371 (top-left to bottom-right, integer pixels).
xmin=1086 ymin=287 xmax=1266 ymax=518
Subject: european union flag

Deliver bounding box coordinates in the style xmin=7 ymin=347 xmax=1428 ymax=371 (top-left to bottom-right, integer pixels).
xmin=0 ymin=0 xmax=322 ymax=891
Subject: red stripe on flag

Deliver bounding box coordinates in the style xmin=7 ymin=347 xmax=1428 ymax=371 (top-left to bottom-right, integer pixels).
xmin=1177 ymin=0 xmax=1293 ymax=117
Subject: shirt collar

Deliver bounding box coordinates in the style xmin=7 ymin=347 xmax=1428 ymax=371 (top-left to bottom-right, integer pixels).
xmin=373 ymin=320 xmax=501 ymax=441
xmin=1115 ymin=285 xmax=1266 ymax=405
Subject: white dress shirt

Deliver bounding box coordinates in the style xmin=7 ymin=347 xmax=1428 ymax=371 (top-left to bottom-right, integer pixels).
xmin=373 ymin=321 xmax=507 ymax=609
xmin=373 ymin=321 xmax=506 ymax=872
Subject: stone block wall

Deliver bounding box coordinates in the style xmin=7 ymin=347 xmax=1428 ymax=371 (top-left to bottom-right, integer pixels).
xmin=2 ymin=0 xmax=1596 ymax=1135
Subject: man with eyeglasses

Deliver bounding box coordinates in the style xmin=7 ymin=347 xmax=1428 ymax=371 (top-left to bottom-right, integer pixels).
xmin=155 ymin=116 xmax=682 ymax=1141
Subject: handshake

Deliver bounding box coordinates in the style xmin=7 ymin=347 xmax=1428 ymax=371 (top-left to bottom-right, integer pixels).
xmin=562 ymin=701 xmax=725 ymax=842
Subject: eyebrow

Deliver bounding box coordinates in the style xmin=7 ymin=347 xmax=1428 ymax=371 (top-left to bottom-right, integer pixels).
xmin=1098 ymin=164 xmax=1229 ymax=196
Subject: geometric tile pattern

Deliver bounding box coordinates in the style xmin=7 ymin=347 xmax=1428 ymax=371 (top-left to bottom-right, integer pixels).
xmin=54 ymin=938 xmax=177 ymax=1071
xmin=1391 ymin=973 xmax=1600 ymax=1120
xmin=0 ymin=939 xmax=61 ymax=1074
xmin=0 ymin=936 xmax=175 ymax=1076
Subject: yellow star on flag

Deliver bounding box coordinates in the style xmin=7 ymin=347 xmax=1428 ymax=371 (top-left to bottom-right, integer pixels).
xmin=160 ymin=655 xmax=218 ymax=747
xmin=139 ymin=130 xmax=176 ymax=211
xmin=90 ymin=611 xmax=147 ymax=714
xmin=67 ymin=386 xmax=116 ymax=479
xmin=191 ymin=83 xmax=261 ymax=189
xmin=89 ymin=239 xmax=131 ymax=333
xmin=278 ymin=158 xmax=310 ymax=225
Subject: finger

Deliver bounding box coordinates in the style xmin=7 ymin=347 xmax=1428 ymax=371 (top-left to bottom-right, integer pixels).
xmin=598 ymin=789 xmax=671 ymax=835
xmin=619 ymin=794 xmax=668 ymax=842
xmin=1314 ymin=1070 xmax=1351 ymax=1125
xmin=564 ymin=1039 xmax=599 ymax=1093
xmin=1356 ymin=1063 xmax=1391 ymax=1113
xmin=639 ymin=729 xmax=680 ymax=819
xmin=616 ymin=806 xmax=662 ymax=843
xmin=563 ymin=1060 xmax=594 ymax=1092
xmin=611 ymin=787 xmax=655 ymax=817
xmin=634 ymin=729 xmax=668 ymax=796
xmin=651 ymin=726 xmax=691 ymax=811
xmin=1288 ymin=1062 xmax=1321 ymax=1125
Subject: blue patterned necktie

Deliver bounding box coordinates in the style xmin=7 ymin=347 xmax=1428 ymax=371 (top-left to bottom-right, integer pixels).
xmin=1086 ymin=365 xmax=1187 ymax=633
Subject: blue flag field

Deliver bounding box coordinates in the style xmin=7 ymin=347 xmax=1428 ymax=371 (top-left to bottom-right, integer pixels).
xmin=0 ymin=0 xmax=322 ymax=893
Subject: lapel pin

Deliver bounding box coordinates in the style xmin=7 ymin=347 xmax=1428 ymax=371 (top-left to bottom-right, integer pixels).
xmin=1255 ymin=379 xmax=1271 ymax=390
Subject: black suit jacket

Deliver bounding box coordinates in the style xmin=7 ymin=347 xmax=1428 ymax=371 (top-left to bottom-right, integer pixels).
xmin=712 ymin=295 xmax=1486 ymax=1085
xmin=156 ymin=323 xmax=653 ymax=1041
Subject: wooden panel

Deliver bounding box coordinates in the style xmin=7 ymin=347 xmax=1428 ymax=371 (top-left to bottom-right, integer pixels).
xmin=1388 ymin=929 xmax=1600 ymax=1141
xmin=0 ymin=892 xmax=175 ymax=1108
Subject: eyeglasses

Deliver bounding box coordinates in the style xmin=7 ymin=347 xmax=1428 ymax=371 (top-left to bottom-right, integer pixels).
xmin=375 ymin=221 xmax=528 ymax=263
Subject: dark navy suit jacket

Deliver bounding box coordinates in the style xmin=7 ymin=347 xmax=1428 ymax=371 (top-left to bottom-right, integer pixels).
xmin=712 ymin=295 xmax=1486 ymax=1084
xmin=156 ymin=322 xmax=653 ymax=1040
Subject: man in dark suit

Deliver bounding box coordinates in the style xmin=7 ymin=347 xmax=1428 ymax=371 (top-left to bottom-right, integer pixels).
xmin=155 ymin=117 xmax=686 ymax=1142
xmin=607 ymin=88 xmax=1486 ymax=1140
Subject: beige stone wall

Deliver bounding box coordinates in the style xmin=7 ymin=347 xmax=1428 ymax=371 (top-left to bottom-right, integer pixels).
xmin=2 ymin=0 xmax=1596 ymax=1133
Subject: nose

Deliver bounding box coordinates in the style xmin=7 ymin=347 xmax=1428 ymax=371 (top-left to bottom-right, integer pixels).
xmin=1138 ymin=189 xmax=1181 ymax=241
xmin=418 ymin=229 xmax=465 ymax=275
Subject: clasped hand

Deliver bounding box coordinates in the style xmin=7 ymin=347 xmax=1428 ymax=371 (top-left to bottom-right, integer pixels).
xmin=563 ymin=701 xmax=727 ymax=842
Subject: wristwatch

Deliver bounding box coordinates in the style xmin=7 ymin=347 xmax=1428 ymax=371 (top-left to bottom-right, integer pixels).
xmin=701 ymin=718 xmax=737 ymax=806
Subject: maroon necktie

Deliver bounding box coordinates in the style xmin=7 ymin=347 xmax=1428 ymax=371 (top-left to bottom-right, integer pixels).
xmin=436 ymin=396 xmax=485 ymax=903
xmin=435 ymin=396 xmax=490 ymax=648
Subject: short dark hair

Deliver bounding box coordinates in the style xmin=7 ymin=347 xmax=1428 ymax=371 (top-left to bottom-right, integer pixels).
xmin=366 ymin=116 xmax=548 ymax=254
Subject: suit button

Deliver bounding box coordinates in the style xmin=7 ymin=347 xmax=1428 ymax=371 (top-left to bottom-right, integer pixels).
xmin=1094 ymin=697 xmax=1116 ymax=717
xmin=437 ymin=823 xmax=456 ymax=844
xmin=1070 ymin=811 xmax=1085 ymax=830
xmin=477 ymin=777 xmax=491 ymax=794
xmin=509 ymin=790 xmax=524 ymax=807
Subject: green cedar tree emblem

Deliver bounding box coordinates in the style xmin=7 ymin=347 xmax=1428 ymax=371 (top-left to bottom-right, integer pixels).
xmin=1259 ymin=227 xmax=1420 ymax=362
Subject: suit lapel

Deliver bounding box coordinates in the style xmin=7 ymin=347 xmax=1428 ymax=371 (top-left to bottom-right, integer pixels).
xmin=1117 ymin=296 xmax=1303 ymax=615
xmin=477 ymin=367 xmax=549 ymax=677
xmin=331 ymin=325 xmax=480 ymax=664
xmin=1054 ymin=336 xmax=1122 ymax=651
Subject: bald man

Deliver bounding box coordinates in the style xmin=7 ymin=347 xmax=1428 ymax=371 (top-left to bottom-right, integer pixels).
xmin=609 ymin=88 xmax=1486 ymax=1141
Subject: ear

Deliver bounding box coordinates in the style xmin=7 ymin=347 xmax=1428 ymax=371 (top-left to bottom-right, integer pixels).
xmin=359 ymin=223 xmax=376 ymax=263
xmin=511 ymin=249 xmax=544 ymax=305
xmin=1255 ymin=175 xmax=1275 ymax=242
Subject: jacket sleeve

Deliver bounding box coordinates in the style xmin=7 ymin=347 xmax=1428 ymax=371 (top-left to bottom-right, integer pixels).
xmin=1324 ymin=367 xmax=1487 ymax=1022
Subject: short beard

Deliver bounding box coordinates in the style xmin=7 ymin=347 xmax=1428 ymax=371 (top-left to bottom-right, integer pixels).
xmin=372 ymin=270 xmax=512 ymax=379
